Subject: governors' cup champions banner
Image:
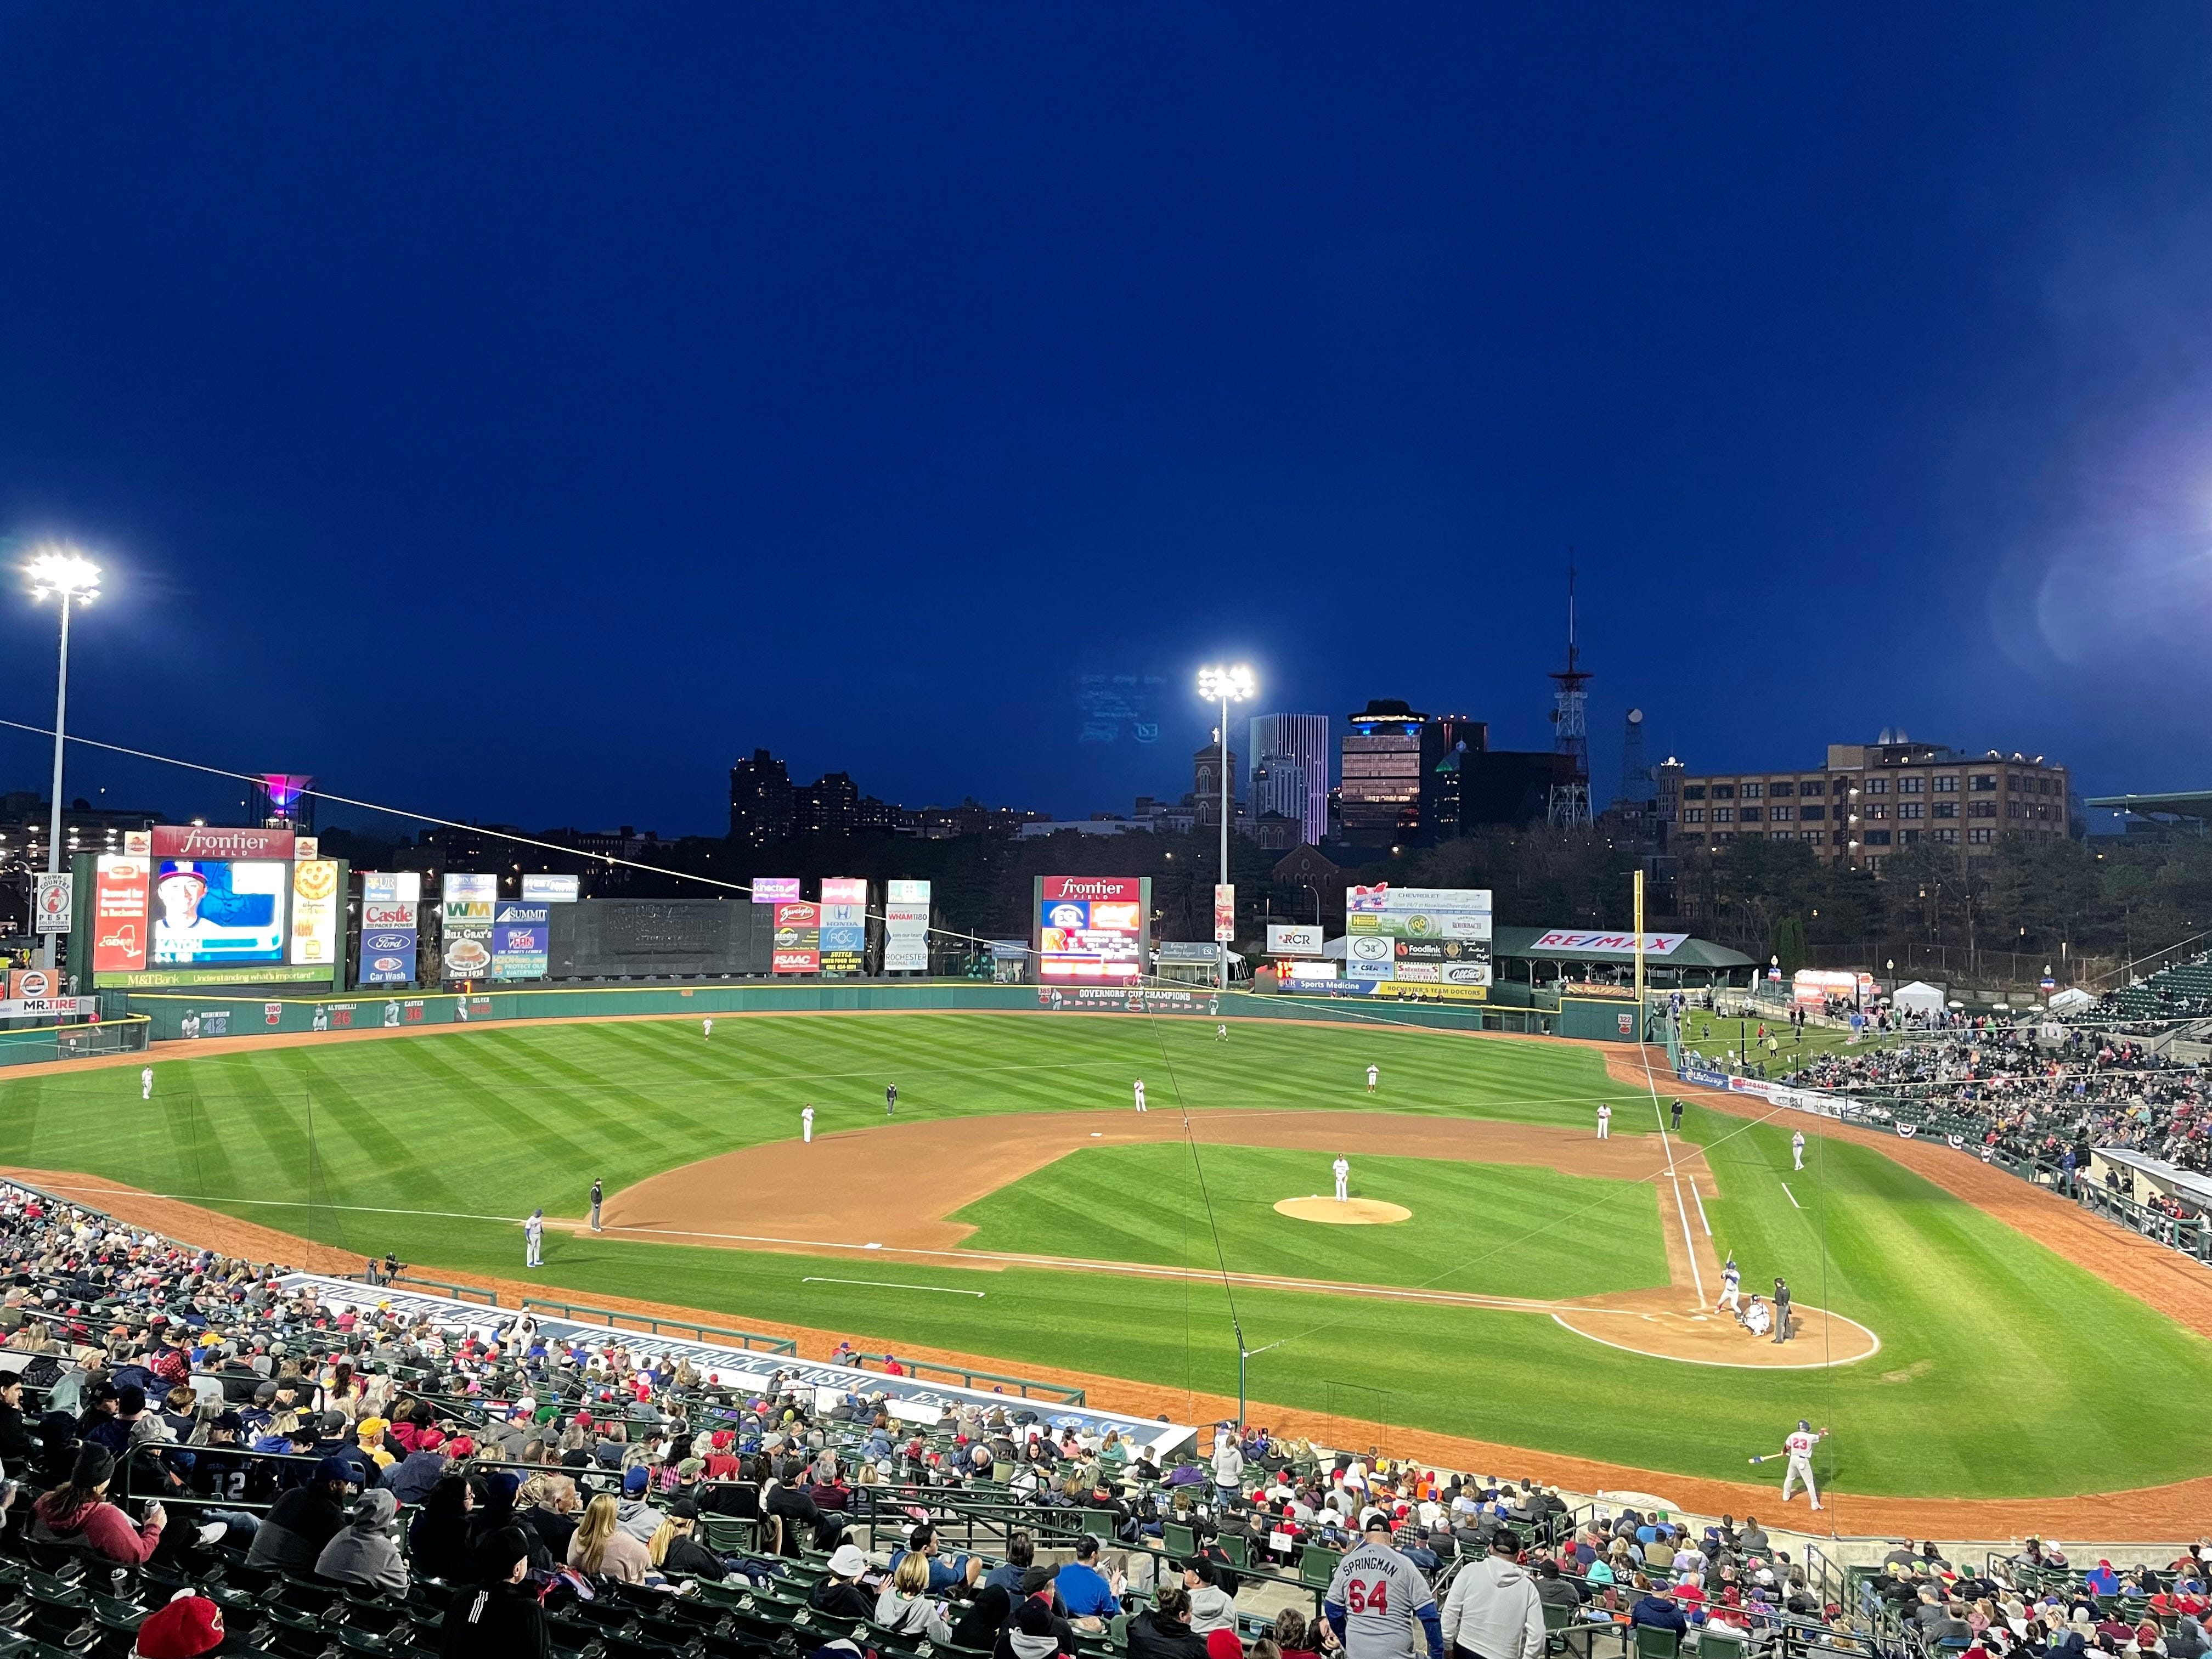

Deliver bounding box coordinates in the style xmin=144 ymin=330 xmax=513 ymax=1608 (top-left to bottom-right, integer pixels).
xmin=1344 ymin=884 xmax=1493 ymax=987
xmin=884 ymin=879 xmax=930 ymax=974
xmin=1034 ymin=875 xmax=1151 ymax=984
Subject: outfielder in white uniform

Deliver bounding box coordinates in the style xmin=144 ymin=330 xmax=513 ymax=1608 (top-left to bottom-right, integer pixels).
xmin=1596 ymin=1103 xmax=1611 ymax=1139
xmin=703 ymin=1018 xmax=713 ymax=1040
xmin=1718 ymin=1255 xmax=1742 ymax=1313
xmin=1133 ymin=1079 xmax=1147 ymax=1113
xmin=524 ymin=1209 xmax=544 ymax=1268
xmin=1333 ymin=1156 xmax=1351 ymax=1203
xmin=1768 ymin=1419 xmax=1827 ymax=1510
xmin=1367 ymin=1065 xmax=1379 ymax=1093
xmin=1791 ymin=1130 xmax=1805 ymax=1171
xmin=140 ymin=1067 xmax=153 ymax=1102
xmin=802 ymin=1105 xmax=815 ymax=1144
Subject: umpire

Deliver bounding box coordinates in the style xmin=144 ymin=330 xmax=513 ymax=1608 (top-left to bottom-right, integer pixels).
xmin=1324 ymin=1514 xmax=1444 ymax=1659
xmin=1438 ymin=1530 xmax=1544 ymax=1659
xmin=1773 ymin=1276 xmax=1793 ymax=1344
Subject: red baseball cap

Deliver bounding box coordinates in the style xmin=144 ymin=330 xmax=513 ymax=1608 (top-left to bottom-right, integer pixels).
xmin=135 ymin=1594 xmax=224 ymax=1657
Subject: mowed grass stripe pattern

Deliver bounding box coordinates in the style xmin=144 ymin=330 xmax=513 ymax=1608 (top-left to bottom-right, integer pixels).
xmin=0 ymin=1011 xmax=2204 ymax=1498
xmin=950 ymin=1144 xmax=1670 ymax=1300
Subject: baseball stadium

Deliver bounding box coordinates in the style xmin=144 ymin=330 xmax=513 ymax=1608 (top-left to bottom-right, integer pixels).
xmin=6 ymin=862 xmax=2212 ymax=1555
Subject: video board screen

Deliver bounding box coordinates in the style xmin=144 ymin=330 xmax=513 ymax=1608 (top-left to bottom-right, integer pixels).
xmin=1035 ymin=875 xmax=1148 ymax=984
xmin=153 ymin=860 xmax=288 ymax=965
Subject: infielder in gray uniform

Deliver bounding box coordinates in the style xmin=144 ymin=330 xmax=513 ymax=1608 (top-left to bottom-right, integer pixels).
xmin=1325 ymin=1514 xmax=1444 ymax=1659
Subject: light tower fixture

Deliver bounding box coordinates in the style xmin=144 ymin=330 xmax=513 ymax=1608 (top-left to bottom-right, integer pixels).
xmin=1195 ymin=663 xmax=1256 ymax=995
xmin=24 ymin=545 xmax=101 ymax=972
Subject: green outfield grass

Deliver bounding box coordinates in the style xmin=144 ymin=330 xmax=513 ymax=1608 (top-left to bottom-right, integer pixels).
xmin=0 ymin=1010 xmax=2202 ymax=1498
xmin=948 ymin=1143 xmax=1671 ymax=1299
xmin=1677 ymin=1007 xmax=1915 ymax=1068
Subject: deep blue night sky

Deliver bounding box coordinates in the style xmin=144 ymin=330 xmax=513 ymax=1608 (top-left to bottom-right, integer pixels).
xmin=0 ymin=7 xmax=2206 ymax=835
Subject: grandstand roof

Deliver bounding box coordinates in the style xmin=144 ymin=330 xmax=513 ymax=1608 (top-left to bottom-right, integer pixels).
xmin=2085 ymin=789 xmax=2212 ymax=820
xmin=1493 ymin=926 xmax=1753 ymax=969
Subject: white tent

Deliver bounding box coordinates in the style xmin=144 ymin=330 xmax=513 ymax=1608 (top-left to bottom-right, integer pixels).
xmin=1893 ymin=980 xmax=1948 ymax=1016
xmin=2047 ymin=986 xmax=2094 ymax=1014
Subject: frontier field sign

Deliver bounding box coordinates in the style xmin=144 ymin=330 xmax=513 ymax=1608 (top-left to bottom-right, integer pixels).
xmin=1345 ymin=883 xmax=1493 ymax=988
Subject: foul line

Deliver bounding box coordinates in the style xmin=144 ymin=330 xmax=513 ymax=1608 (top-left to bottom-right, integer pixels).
xmin=800 ymin=1277 xmax=983 ymax=1298
xmin=1780 ymin=1182 xmax=1803 ymax=1210
xmin=1638 ymin=1042 xmax=1705 ymax=1305
xmin=1690 ymin=1184 xmax=1712 ymax=1237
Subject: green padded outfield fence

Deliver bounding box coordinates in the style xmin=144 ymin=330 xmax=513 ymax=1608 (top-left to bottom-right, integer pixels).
xmin=120 ymin=979 xmax=1564 ymax=1040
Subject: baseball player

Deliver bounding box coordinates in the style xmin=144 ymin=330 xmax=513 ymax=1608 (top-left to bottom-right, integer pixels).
xmin=1334 ymin=1155 xmax=1351 ymax=1203
xmin=703 ymin=1018 xmax=713 ymax=1040
xmin=1671 ymin=1098 xmax=1684 ymax=1130
xmin=1367 ymin=1064 xmax=1379 ymax=1093
xmin=1742 ymin=1295 xmax=1771 ymax=1338
xmin=589 ymin=1179 xmax=603 ymax=1233
xmin=1133 ymin=1078 xmax=1147 ymax=1113
xmin=1215 ymin=1023 xmax=1228 ymax=1041
xmin=524 ymin=1209 xmax=544 ymax=1268
xmin=1772 ymin=1276 xmax=1793 ymax=1343
xmin=885 ymin=1084 xmax=898 ymax=1117
xmin=1717 ymin=1254 xmax=1741 ymax=1313
xmin=140 ymin=1066 xmax=153 ymax=1102
xmin=1325 ymin=1512 xmax=1444 ymax=1659
xmin=1791 ymin=1129 xmax=1806 ymax=1171
xmin=802 ymin=1105 xmax=815 ymax=1144
xmin=1765 ymin=1420 xmax=1828 ymax=1510
xmin=1596 ymin=1103 xmax=1611 ymax=1140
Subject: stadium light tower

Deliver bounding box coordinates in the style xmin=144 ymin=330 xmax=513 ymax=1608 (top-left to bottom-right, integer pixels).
xmin=25 ymin=547 xmax=100 ymax=970
xmin=1195 ymin=663 xmax=1256 ymax=992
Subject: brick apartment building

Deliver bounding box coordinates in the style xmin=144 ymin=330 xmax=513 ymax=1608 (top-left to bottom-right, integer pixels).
xmin=1672 ymin=737 xmax=2072 ymax=870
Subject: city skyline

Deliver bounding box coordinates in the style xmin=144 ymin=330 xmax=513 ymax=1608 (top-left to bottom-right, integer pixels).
xmin=0 ymin=8 xmax=2204 ymax=835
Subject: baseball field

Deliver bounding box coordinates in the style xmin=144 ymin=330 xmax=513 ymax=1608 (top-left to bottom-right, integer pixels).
xmin=1 ymin=1008 xmax=2205 ymax=1517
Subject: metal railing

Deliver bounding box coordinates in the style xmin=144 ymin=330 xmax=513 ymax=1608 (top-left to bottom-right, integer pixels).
xmin=849 ymin=1353 xmax=1085 ymax=1405
xmin=518 ymin=1297 xmax=798 ymax=1354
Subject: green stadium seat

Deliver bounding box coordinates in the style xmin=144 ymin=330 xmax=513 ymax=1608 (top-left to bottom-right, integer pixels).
xmin=1696 ymin=1630 xmax=1745 ymax=1659
xmin=1633 ymin=1627 xmax=1680 ymax=1659
xmin=1216 ymin=1534 xmax=1249 ymax=1567
xmin=1297 ymin=1545 xmax=1341 ymax=1591
xmin=1161 ymin=1522 xmax=1198 ymax=1560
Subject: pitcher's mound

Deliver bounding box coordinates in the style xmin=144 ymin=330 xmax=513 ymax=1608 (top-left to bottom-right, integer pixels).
xmin=1274 ymin=1196 xmax=1412 ymax=1225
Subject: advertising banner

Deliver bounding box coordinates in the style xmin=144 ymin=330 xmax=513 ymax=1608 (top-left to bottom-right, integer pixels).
xmin=490 ymin=902 xmax=550 ymax=979
xmin=1036 ymin=876 xmax=1148 ymax=984
xmin=287 ymin=860 xmax=341 ymax=967
xmin=753 ymin=877 xmax=802 ymax=904
xmin=1156 ymin=942 xmax=1218 ymax=961
xmin=32 ymin=874 xmax=71 ymax=934
xmin=439 ymin=873 xmax=496 ymax=980
xmin=1345 ymin=933 xmax=1396 ymax=981
xmin=1266 ymin=923 xmax=1324 ymax=957
xmin=361 ymin=871 xmax=423 ymax=904
xmin=819 ymin=897 xmax=866 ymax=975
xmin=884 ymin=881 xmax=931 ymax=973
xmin=8 ymin=969 xmax=60 ymax=1000
xmin=93 ymin=856 xmax=150 ymax=972
xmin=150 ymin=824 xmax=295 ymax=860
xmin=521 ymin=874 xmax=581 ymax=902
xmin=1342 ymin=884 xmax=1492 ymax=985
xmin=154 ymin=861 xmax=287 ymax=965
xmin=772 ymin=901 xmax=820 ymax=974
xmin=1285 ymin=961 xmax=1339 ymax=983
xmin=0 ymin=997 xmax=94 ymax=1018
xmin=820 ymin=877 xmax=868 ymax=905
xmin=1531 ymin=930 xmax=1687 ymax=957
xmin=358 ymin=900 xmax=418 ymax=986
xmin=1214 ymin=884 xmax=1235 ymax=944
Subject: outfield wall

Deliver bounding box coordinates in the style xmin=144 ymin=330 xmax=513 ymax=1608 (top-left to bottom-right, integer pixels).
xmin=122 ymin=980 xmax=1551 ymax=1041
